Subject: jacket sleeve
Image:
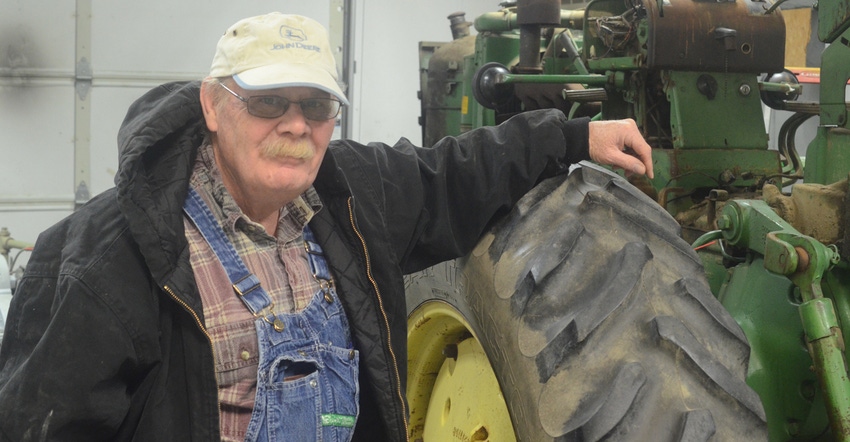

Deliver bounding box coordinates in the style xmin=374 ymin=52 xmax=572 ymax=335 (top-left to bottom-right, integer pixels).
xmin=331 ymin=108 xmax=589 ymax=273
xmin=0 ymin=261 xmax=140 ymax=440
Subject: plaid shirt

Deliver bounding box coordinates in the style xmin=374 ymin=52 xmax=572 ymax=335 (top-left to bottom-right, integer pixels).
xmin=183 ymin=142 xmax=323 ymax=441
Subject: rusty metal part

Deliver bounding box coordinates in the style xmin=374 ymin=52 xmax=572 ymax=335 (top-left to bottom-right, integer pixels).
xmin=844 ymin=178 xmax=850 ymax=260
xmin=795 ymin=246 xmax=810 ymax=273
xmin=642 ymin=0 xmax=785 ymax=73
xmin=763 ymin=178 xmax=849 ymax=245
xmin=448 ymin=12 xmax=471 ymax=40
xmin=516 ymin=0 xmax=561 ymax=74
xmin=516 ymin=0 xmax=561 ymax=26
xmin=707 ymin=189 xmax=730 ymax=228
xmin=562 ymin=88 xmax=608 ymax=102
xmin=658 ymin=187 xmax=685 ymax=211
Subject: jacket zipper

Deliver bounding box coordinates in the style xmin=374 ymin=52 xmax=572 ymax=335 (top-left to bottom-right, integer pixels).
xmin=346 ymin=197 xmax=410 ymax=440
xmin=163 ymin=284 xmax=222 ymax=425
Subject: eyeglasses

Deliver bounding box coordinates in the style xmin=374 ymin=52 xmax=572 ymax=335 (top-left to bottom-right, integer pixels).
xmin=218 ymin=82 xmax=342 ymax=121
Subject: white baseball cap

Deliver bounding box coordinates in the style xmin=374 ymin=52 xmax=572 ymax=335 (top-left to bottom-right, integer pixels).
xmin=209 ymin=13 xmax=349 ymax=105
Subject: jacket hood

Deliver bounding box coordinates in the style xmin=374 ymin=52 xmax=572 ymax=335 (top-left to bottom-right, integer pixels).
xmin=115 ymin=81 xmax=207 ymax=286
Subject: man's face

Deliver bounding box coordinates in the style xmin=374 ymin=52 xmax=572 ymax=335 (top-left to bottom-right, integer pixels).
xmin=200 ymin=81 xmax=336 ymax=210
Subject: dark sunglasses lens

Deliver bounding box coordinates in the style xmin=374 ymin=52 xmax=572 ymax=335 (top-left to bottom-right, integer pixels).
xmin=300 ymin=99 xmax=341 ymax=120
xmin=245 ymin=96 xmax=341 ymax=120
xmin=247 ymin=96 xmax=289 ymax=118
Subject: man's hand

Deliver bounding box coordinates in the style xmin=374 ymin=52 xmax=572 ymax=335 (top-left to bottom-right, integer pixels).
xmin=588 ymin=119 xmax=654 ymax=179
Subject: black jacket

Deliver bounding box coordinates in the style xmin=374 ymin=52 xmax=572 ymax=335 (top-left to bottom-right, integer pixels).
xmin=0 ymin=81 xmax=589 ymax=441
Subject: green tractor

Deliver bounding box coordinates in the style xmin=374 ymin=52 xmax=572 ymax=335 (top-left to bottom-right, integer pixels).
xmin=406 ymin=0 xmax=850 ymax=440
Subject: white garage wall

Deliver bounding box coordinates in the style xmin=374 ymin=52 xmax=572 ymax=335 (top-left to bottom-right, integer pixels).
xmin=0 ymin=1 xmax=335 ymax=255
xmin=2 ymin=1 xmax=78 ymax=255
xmin=349 ymin=0 xmax=498 ymax=145
xmin=0 ymin=0 xmax=502 ymax=259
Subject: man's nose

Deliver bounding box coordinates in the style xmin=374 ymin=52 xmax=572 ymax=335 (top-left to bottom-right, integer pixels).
xmin=276 ymin=103 xmax=310 ymax=137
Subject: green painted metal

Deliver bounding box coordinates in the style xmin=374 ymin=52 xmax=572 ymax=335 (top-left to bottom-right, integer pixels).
xmin=759 ymin=80 xmax=803 ymax=96
xmin=717 ymin=201 xmax=850 ymax=440
xmin=817 ymin=0 xmax=850 ymax=42
xmin=769 ymin=233 xmax=849 ymax=440
xmin=694 ymin=245 xmax=728 ymax=299
xmin=664 ymin=71 xmax=769 ymax=149
xmin=825 ymin=265 xmax=850 ymax=362
xmin=717 ymin=257 xmax=829 ymax=440
xmin=473 ymin=9 xmax=585 ymax=33
xmin=585 ymin=56 xmax=642 ymax=71
xmin=805 ymin=5 xmax=850 ymax=185
xmin=544 ymin=30 xmax=589 ymax=76
xmin=498 ymin=73 xmax=610 ymax=87
xmin=460 ymin=55 xmax=476 ymax=134
xmin=807 ymin=128 xmax=850 ymax=186
xmin=419 ymin=36 xmax=476 ymax=147
xmin=718 ymin=200 xmax=795 ymax=255
xmin=800 ymin=299 xmax=839 ymax=347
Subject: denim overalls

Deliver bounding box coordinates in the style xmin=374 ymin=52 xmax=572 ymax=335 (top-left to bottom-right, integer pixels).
xmin=184 ymin=188 xmax=360 ymax=441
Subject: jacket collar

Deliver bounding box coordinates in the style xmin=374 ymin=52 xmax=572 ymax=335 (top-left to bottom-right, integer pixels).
xmin=115 ymin=81 xmax=206 ymax=287
xmin=314 ymin=141 xmax=354 ymax=199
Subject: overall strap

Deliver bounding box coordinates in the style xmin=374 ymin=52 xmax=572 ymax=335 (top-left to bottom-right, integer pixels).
xmin=302 ymin=225 xmax=333 ymax=285
xmin=183 ymin=187 xmax=273 ymax=318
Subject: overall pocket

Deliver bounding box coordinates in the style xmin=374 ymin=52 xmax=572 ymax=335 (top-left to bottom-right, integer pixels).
xmin=317 ymin=345 xmax=360 ymax=442
xmin=265 ymin=350 xmax=322 ymax=442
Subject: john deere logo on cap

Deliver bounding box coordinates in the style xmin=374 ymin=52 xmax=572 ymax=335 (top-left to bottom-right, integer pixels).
xmin=280 ymin=25 xmax=307 ymax=42
xmin=272 ymin=25 xmax=321 ymax=53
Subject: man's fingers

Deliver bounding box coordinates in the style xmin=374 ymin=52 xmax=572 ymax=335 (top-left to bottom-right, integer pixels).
xmin=610 ymin=151 xmax=648 ymax=178
xmin=623 ymin=132 xmax=654 ymax=179
xmin=626 ymin=147 xmax=654 ymax=179
xmin=587 ymin=119 xmax=655 ymax=179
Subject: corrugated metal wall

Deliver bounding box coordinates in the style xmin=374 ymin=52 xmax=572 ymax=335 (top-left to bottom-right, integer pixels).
xmin=0 ymin=1 xmax=334 ymax=248
xmin=0 ymin=0 xmax=497 ymax=257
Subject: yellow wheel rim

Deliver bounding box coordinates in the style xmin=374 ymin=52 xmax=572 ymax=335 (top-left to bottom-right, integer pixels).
xmin=407 ymin=301 xmax=516 ymax=441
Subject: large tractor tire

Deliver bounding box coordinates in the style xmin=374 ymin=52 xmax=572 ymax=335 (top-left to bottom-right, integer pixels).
xmin=405 ymin=163 xmax=767 ymax=441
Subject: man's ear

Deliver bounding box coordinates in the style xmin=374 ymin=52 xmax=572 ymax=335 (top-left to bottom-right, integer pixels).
xmin=199 ymin=80 xmax=219 ymax=133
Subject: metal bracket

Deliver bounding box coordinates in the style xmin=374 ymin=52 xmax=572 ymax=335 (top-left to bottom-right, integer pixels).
xmin=75 ymin=57 xmax=92 ymax=100
xmin=74 ymin=181 xmax=90 ymax=207
xmin=74 ymin=0 xmax=93 ymax=206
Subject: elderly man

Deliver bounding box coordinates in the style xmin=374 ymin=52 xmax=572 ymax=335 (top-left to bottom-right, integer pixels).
xmin=0 ymin=12 xmax=652 ymax=442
